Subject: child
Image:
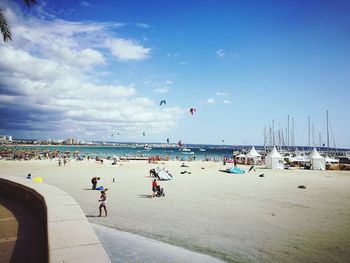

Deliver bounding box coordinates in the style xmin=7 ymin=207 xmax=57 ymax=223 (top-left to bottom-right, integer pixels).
xmin=98 ymin=189 xmax=108 ymax=217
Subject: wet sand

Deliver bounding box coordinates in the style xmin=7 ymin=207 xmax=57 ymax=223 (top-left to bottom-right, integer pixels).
xmin=1 ymin=159 xmax=350 ymax=262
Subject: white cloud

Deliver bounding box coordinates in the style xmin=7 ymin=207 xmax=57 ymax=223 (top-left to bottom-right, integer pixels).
xmin=106 ymin=38 xmax=150 ymax=61
xmin=223 ymin=100 xmax=231 ymax=104
xmin=0 ymin=5 xmax=182 ymax=139
xmin=215 ymin=92 xmax=228 ymax=96
xmin=216 ymin=49 xmax=225 ymax=58
xmin=136 ymin=23 xmax=150 ymax=28
xmin=180 ymin=61 xmax=187 ymax=65
xmin=165 ymin=80 xmax=174 ymax=85
xmin=207 ymin=98 xmax=216 ymax=104
xmin=153 ymin=86 xmax=170 ymax=93
xmin=80 ymin=1 xmax=91 ymax=7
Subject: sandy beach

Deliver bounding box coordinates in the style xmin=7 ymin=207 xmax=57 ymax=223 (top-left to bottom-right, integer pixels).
xmin=1 ymin=159 xmax=350 ymax=262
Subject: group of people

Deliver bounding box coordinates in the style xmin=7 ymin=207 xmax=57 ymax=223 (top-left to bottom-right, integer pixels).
xmin=58 ymin=157 xmax=68 ymax=166
xmin=91 ymin=169 xmax=166 ymax=217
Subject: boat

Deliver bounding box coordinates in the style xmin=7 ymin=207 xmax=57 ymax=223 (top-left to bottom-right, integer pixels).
xmin=144 ymin=144 xmax=152 ymax=150
xmin=199 ymin=148 xmax=206 ymax=152
xmin=182 ymin=151 xmax=195 ymax=155
xmin=179 ymin=148 xmax=191 ymax=152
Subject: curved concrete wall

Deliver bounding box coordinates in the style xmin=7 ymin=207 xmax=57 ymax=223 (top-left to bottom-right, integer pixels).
xmin=0 ymin=175 xmax=111 ymax=263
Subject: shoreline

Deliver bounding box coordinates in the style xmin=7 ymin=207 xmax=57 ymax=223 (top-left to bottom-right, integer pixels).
xmin=1 ymin=159 xmax=350 ymax=262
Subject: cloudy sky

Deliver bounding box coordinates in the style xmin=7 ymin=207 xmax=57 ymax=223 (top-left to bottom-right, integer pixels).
xmin=0 ymin=0 xmax=349 ymax=147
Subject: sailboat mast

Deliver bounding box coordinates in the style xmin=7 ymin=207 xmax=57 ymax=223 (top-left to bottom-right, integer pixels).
xmin=272 ymin=120 xmax=275 ymax=146
xmin=308 ymin=116 xmax=310 ymax=148
xmin=326 ymin=110 xmax=330 ymax=149
xmin=287 ymin=115 xmax=290 ymax=149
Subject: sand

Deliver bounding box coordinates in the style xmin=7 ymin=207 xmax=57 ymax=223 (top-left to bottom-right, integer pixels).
xmin=1 ymin=159 xmax=350 ymax=262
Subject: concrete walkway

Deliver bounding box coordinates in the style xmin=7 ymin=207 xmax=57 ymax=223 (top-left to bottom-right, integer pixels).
xmin=0 ymin=197 xmax=46 ymax=263
xmin=93 ymin=224 xmax=224 ymax=263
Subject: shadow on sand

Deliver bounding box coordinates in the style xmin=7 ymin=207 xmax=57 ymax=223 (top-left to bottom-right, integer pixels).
xmin=138 ymin=194 xmax=152 ymax=199
xmin=85 ymin=214 xmax=99 ymax=218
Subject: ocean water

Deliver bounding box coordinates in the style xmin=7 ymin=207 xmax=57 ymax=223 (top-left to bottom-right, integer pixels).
xmin=2 ymin=143 xmax=346 ymax=161
xmin=1 ymin=143 xmax=245 ymax=161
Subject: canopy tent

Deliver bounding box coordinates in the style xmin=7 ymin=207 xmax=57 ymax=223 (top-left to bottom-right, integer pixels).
xmin=236 ymin=153 xmax=246 ymax=158
xmin=309 ymin=148 xmax=326 ymax=170
xmin=325 ymin=156 xmax=339 ymax=163
xmin=265 ymin=146 xmax=284 ymax=169
xmin=290 ymin=155 xmax=309 ymax=163
xmin=245 ymin=146 xmax=261 ymax=165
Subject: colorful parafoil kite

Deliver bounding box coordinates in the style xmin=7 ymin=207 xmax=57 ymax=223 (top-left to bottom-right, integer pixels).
xmin=190 ymin=108 xmax=196 ymax=115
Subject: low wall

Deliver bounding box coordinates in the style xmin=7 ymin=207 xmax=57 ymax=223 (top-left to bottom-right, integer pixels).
xmin=0 ymin=175 xmax=111 ymax=263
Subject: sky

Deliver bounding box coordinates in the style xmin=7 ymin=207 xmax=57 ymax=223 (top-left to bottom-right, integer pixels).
xmin=0 ymin=0 xmax=349 ymax=147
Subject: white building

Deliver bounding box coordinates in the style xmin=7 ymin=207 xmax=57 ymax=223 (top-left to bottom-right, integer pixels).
xmin=0 ymin=135 xmax=13 ymax=143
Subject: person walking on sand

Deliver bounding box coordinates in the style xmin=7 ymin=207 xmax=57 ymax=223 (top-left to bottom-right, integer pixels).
xmin=98 ymin=190 xmax=107 ymax=217
xmin=152 ymin=179 xmax=158 ymax=198
xmin=91 ymin=177 xmax=100 ymax=190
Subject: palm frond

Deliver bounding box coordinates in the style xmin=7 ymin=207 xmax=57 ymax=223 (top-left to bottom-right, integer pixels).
xmin=0 ymin=9 xmax=12 ymax=42
xmin=23 ymin=0 xmax=38 ymax=8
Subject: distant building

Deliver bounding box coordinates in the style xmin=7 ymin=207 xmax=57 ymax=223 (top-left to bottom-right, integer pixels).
xmin=0 ymin=135 xmax=13 ymax=144
xmin=65 ymin=138 xmax=78 ymax=145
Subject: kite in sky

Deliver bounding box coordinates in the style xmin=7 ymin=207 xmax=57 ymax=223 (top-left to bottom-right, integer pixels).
xmin=167 ymin=138 xmax=170 ymax=144
xmin=160 ymin=100 xmax=166 ymax=106
xmin=190 ymin=108 xmax=196 ymax=115
xmin=143 ymin=131 xmax=146 ymax=136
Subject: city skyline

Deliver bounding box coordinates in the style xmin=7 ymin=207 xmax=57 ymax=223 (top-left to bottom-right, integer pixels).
xmin=0 ymin=0 xmax=349 ymax=147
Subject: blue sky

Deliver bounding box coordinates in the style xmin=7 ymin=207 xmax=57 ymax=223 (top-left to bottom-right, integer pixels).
xmin=0 ymin=0 xmax=349 ymax=147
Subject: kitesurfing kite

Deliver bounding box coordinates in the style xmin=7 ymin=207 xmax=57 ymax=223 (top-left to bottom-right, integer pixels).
xmin=160 ymin=100 xmax=166 ymax=106
xmin=178 ymin=140 xmax=183 ymax=148
xmin=167 ymin=138 xmax=170 ymax=144
xmin=190 ymin=108 xmax=196 ymax=115
xmin=143 ymin=131 xmax=146 ymax=136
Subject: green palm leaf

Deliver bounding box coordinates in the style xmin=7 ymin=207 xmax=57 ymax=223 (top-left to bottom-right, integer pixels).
xmin=0 ymin=9 xmax=12 ymax=42
xmin=1 ymin=1 xmax=37 ymax=42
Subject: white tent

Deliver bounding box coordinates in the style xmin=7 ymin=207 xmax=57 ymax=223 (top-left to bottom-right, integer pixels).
xmin=309 ymin=148 xmax=326 ymax=170
xmin=325 ymin=156 xmax=339 ymax=163
xmin=291 ymin=155 xmax=309 ymax=163
xmin=265 ymin=146 xmax=284 ymax=169
xmin=245 ymin=146 xmax=261 ymax=165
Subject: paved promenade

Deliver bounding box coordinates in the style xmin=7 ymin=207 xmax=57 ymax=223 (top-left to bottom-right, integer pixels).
xmin=0 ymin=197 xmax=46 ymax=263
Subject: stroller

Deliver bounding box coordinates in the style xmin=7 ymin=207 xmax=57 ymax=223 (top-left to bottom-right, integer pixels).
xmin=156 ymin=185 xmax=165 ymax=197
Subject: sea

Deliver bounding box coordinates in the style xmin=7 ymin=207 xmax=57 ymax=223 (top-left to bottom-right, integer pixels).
xmin=1 ymin=143 xmax=348 ymax=161
xmin=1 ymin=143 xmax=249 ymax=161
